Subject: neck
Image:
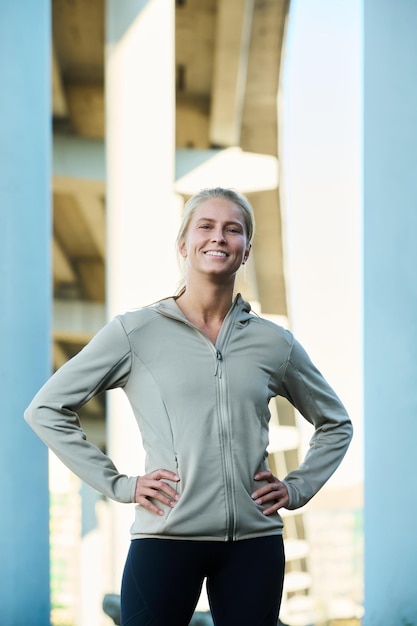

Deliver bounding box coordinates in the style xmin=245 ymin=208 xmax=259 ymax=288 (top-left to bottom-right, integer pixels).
xmin=176 ymin=276 xmax=236 ymax=324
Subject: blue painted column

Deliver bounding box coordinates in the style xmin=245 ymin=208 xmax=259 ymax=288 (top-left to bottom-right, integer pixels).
xmin=0 ymin=2 xmax=51 ymax=624
xmin=364 ymin=2 xmax=417 ymax=624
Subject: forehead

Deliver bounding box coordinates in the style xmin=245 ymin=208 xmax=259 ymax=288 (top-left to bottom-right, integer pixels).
xmin=191 ymin=198 xmax=244 ymax=223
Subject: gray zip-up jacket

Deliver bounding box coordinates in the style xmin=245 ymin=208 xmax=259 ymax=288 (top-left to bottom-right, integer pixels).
xmin=25 ymin=294 xmax=352 ymax=542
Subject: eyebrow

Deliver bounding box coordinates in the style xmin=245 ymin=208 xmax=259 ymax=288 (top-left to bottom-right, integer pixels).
xmin=196 ymin=218 xmax=244 ymax=228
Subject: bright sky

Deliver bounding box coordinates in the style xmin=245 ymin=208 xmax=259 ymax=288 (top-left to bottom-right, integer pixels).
xmin=280 ymin=0 xmax=363 ymax=486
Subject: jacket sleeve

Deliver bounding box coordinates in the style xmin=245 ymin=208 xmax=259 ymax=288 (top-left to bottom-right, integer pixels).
xmin=279 ymin=334 xmax=353 ymax=510
xmin=24 ymin=316 xmax=138 ymax=503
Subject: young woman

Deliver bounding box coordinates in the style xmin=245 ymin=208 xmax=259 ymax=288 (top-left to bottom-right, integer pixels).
xmin=25 ymin=187 xmax=352 ymax=626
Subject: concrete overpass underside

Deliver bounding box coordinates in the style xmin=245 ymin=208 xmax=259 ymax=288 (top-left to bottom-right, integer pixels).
xmin=48 ymin=1 xmax=314 ymax=623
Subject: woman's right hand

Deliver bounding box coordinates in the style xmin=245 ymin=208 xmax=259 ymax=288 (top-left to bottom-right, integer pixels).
xmin=135 ymin=469 xmax=180 ymax=516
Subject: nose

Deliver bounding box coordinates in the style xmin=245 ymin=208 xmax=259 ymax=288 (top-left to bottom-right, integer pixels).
xmin=211 ymin=229 xmax=226 ymax=243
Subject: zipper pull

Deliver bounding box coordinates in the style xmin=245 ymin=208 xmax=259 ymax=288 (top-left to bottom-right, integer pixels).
xmin=214 ymin=350 xmax=223 ymax=377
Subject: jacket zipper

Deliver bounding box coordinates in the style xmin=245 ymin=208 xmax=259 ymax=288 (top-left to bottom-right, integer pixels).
xmin=214 ymin=348 xmax=237 ymax=541
xmin=215 ymin=349 xmax=222 ymax=377
xmin=214 ymin=306 xmax=241 ymax=541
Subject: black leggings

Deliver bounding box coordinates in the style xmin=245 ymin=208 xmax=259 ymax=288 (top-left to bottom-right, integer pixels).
xmin=121 ymin=535 xmax=285 ymax=626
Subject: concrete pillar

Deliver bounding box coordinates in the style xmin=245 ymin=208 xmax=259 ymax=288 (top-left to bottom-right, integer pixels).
xmin=363 ymin=2 xmax=417 ymax=624
xmin=105 ymin=0 xmax=180 ymax=588
xmin=0 ymin=1 xmax=51 ymax=624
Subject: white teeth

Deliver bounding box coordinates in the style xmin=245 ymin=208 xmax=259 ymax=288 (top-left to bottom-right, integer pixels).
xmin=205 ymin=251 xmax=227 ymax=257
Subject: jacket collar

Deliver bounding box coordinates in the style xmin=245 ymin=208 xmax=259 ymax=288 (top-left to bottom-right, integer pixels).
xmin=152 ymin=293 xmax=252 ymax=325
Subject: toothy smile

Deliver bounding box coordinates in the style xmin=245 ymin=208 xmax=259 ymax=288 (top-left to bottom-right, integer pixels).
xmin=204 ymin=250 xmax=228 ymax=257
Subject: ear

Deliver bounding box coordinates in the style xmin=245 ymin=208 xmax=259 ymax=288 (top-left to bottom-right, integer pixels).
xmin=179 ymin=238 xmax=188 ymax=258
xmin=242 ymin=243 xmax=251 ymax=265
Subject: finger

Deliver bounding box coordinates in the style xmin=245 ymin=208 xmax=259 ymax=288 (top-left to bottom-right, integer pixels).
xmin=137 ymin=477 xmax=180 ymax=501
xmin=263 ymin=499 xmax=286 ymax=515
xmin=139 ymin=486 xmax=178 ymax=506
xmin=136 ymin=482 xmax=180 ymax=507
xmin=136 ymin=495 xmax=166 ymax=516
xmin=150 ymin=469 xmax=180 ymax=482
xmin=252 ymin=487 xmax=282 ymax=504
xmin=264 ymin=490 xmax=290 ymax=513
xmin=135 ymin=484 xmax=179 ymax=515
xmin=253 ymin=470 xmax=274 ymax=482
xmin=251 ymin=481 xmax=284 ymax=500
xmin=149 ymin=470 xmax=180 ymax=498
xmin=258 ymin=489 xmax=289 ymax=514
xmin=251 ymin=478 xmax=290 ymax=512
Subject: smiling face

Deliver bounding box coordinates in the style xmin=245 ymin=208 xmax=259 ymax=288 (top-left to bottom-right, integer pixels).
xmin=179 ymin=198 xmax=251 ymax=284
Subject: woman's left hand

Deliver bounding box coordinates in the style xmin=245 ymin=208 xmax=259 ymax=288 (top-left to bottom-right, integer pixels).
xmin=252 ymin=470 xmax=290 ymax=515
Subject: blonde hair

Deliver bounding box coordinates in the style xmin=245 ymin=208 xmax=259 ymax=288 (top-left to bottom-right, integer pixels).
xmin=175 ymin=187 xmax=255 ymax=295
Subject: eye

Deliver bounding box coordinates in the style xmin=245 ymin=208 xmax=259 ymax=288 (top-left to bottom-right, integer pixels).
xmin=198 ymin=224 xmax=211 ymax=230
xmin=226 ymin=227 xmax=241 ymax=234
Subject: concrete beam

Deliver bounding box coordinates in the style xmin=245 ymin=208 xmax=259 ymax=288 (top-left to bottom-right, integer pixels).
xmin=175 ymin=147 xmax=278 ymax=195
xmin=53 ymin=135 xmax=106 ymax=182
xmin=240 ymin=0 xmax=288 ymax=156
xmin=53 ymin=299 xmax=105 ymax=336
xmin=76 ymin=191 xmax=106 ymax=259
xmin=53 ymin=135 xmax=279 ymax=194
xmin=250 ymin=189 xmax=286 ymax=315
xmin=209 ymin=0 xmax=254 ymax=147
xmin=53 ymin=237 xmax=77 ymax=284
xmin=176 ymin=94 xmax=210 ymax=149
xmin=53 ymin=134 xmax=280 ymax=189
xmin=52 ymin=43 xmax=68 ymax=117
xmin=66 ymin=83 xmax=105 ymax=139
